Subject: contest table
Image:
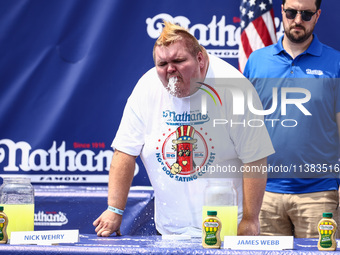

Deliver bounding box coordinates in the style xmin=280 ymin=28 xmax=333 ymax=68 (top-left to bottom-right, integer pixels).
xmin=0 ymin=235 xmax=338 ymax=255
xmin=34 ymin=185 xmax=157 ymax=235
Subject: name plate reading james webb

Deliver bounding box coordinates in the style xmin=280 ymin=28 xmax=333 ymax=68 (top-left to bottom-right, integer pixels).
xmin=224 ymin=236 xmax=294 ymax=250
xmin=10 ymin=229 xmax=79 ymax=245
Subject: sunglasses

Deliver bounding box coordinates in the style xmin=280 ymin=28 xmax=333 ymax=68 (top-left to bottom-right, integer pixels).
xmin=283 ymin=8 xmax=317 ymax=21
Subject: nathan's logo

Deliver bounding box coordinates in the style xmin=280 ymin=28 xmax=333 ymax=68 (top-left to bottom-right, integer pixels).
xmin=34 ymin=211 xmax=68 ymax=226
xmin=146 ymin=14 xmax=283 ymax=59
xmin=163 ymin=110 xmax=210 ymax=125
xmin=0 ymin=139 xmax=112 ymax=172
xmin=146 ymin=14 xmax=241 ymax=59
xmin=306 ymin=69 xmax=324 ymax=76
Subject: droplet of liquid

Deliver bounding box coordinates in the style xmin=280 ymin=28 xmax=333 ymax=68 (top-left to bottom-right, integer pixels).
xmin=167 ymin=77 xmax=178 ymax=94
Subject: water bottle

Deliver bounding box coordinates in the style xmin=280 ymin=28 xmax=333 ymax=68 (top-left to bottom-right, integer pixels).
xmin=0 ymin=177 xmax=35 ymax=239
xmin=202 ymin=179 xmax=238 ymax=241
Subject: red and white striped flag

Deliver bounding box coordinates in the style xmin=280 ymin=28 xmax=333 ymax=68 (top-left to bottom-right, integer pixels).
xmin=238 ymin=0 xmax=277 ymax=72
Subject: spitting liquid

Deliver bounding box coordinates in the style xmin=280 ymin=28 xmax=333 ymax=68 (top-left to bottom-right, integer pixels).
xmin=167 ymin=76 xmax=179 ymax=96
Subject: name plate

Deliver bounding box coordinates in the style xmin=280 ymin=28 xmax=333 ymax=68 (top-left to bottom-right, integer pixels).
xmin=224 ymin=236 xmax=294 ymax=250
xmin=10 ymin=229 xmax=79 ymax=245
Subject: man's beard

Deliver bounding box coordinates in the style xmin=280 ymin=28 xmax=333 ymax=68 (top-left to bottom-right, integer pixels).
xmin=285 ymin=25 xmax=314 ymax=43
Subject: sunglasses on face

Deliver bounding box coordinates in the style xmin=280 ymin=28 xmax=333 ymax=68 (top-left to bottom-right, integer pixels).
xmin=283 ymin=8 xmax=317 ymax=21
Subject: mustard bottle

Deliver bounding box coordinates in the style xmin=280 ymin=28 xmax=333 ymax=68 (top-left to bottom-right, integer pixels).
xmin=0 ymin=206 xmax=8 ymax=244
xmin=318 ymin=212 xmax=337 ymax=251
xmin=202 ymin=210 xmax=222 ymax=249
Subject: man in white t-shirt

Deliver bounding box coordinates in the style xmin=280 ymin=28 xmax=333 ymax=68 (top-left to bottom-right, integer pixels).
xmin=93 ymin=21 xmax=274 ymax=237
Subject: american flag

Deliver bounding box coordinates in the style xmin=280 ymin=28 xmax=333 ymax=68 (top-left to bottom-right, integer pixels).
xmin=238 ymin=0 xmax=277 ymax=72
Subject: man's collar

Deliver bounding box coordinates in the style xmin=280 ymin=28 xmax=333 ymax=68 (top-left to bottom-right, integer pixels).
xmin=272 ymin=35 xmax=285 ymax=55
xmin=272 ymin=34 xmax=322 ymax=57
xmin=305 ymin=34 xmax=322 ymax=56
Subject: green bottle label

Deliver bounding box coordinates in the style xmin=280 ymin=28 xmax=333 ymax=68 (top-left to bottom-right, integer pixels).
xmin=319 ymin=222 xmax=334 ymax=248
xmin=205 ymin=231 xmax=217 ymax=245
xmin=320 ymin=234 xmax=332 ymax=248
xmin=204 ymin=220 xmax=219 ymax=246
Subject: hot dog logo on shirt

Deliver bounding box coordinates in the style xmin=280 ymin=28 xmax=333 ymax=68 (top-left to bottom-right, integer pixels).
xmin=170 ymin=125 xmax=197 ymax=175
xmin=156 ymin=124 xmax=216 ymax=182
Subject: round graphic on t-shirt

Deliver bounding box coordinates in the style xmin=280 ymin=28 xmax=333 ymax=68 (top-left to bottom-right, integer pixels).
xmin=159 ymin=125 xmax=210 ymax=177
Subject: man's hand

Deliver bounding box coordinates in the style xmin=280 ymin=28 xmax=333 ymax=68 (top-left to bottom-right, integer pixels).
xmin=93 ymin=210 xmax=123 ymax=237
xmin=237 ymin=218 xmax=260 ymax=236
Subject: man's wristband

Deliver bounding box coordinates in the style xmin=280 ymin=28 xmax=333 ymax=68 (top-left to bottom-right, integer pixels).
xmin=108 ymin=206 xmax=124 ymax=216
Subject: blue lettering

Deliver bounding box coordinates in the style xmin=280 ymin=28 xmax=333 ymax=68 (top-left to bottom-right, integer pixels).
xmin=169 ymin=111 xmax=176 ymax=120
xmin=166 ymin=153 xmax=175 ymax=158
xmin=21 ymin=233 xmax=66 ymax=242
xmin=174 ymin=175 xmax=198 ymax=182
xmin=260 ymin=240 xmax=279 ymax=245
xmin=237 ymin=239 xmax=260 ymax=245
xmin=24 ymin=235 xmax=32 ymax=240
xmin=163 ymin=110 xmax=210 ymax=125
xmin=32 ymin=235 xmax=40 ymax=240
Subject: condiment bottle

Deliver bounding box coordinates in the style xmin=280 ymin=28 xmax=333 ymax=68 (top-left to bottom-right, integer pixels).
xmin=0 ymin=177 xmax=35 ymax=240
xmin=202 ymin=210 xmax=222 ymax=249
xmin=318 ymin=212 xmax=337 ymax=251
xmin=0 ymin=206 xmax=8 ymax=244
xmin=203 ymin=179 xmax=238 ymax=241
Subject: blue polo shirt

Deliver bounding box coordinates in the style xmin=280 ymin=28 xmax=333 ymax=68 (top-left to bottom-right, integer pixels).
xmin=244 ymin=35 xmax=340 ymax=193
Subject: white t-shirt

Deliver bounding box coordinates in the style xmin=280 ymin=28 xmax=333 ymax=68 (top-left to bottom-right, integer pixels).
xmin=112 ymin=55 xmax=274 ymax=236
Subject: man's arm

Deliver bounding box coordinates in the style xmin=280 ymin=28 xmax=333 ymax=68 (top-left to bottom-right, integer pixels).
xmin=93 ymin=150 xmax=136 ymax=237
xmin=237 ymin=157 xmax=267 ymax=236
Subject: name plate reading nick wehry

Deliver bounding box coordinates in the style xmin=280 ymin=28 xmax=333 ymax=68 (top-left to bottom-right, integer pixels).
xmin=10 ymin=230 xmax=79 ymax=245
xmin=224 ymin=236 xmax=294 ymax=250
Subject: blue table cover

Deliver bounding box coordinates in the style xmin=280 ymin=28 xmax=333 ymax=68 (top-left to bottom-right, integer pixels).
xmin=1 ymin=235 xmax=338 ymax=255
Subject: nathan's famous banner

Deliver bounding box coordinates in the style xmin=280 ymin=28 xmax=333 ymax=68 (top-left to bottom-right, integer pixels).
xmin=0 ymin=0 xmax=339 ymax=185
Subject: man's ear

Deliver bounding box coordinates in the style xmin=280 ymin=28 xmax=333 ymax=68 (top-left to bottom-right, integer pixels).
xmin=315 ymin=9 xmax=321 ymax=24
xmin=197 ymin=51 xmax=205 ymax=69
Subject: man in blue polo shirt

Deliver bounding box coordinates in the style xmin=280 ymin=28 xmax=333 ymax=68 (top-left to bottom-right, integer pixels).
xmin=244 ymin=0 xmax=340 ymax=238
